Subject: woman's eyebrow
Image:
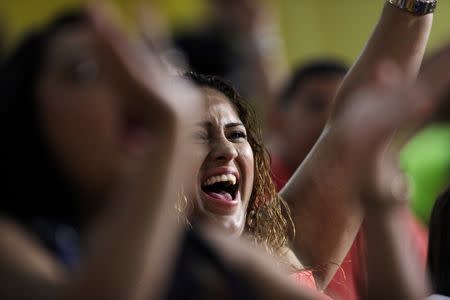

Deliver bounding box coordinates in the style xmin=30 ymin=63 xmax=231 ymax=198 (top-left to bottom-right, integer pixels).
xmin=194 ymin=122 xmax=244 ymax=129
xmin=225 ymin=122 xmax=244 ymax=129
xmin=195 ymin=121 xmax=211 ymax=128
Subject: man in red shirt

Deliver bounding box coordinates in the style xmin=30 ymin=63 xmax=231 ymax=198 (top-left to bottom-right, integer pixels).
xmin=270 ymin=60 xmax=428 ymax=300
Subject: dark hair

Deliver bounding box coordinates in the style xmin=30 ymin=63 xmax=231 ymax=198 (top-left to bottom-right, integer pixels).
xmin=0 ymin=10 xmax=87 ymax=228
xmin=174 ymin=28 xmax=238 ymax=78
xmin=427 ymin=184 xmax=450 ymax=295
xmin=184 ymin=72 xmax=294 ymax=257
xmin=279 ymin=59 xmax=348 ymax=108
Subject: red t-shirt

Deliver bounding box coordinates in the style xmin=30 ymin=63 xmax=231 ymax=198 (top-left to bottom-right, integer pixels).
xmin=272 ymin=155 xmax=428 ymax=300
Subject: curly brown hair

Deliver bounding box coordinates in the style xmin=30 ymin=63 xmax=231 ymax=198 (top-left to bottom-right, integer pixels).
xmin=184 ymin=72 xmax=294 ymax=256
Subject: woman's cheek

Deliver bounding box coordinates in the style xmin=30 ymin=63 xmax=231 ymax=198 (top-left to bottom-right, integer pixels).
xmin=238 ymin=143 xmax=255 ymax=203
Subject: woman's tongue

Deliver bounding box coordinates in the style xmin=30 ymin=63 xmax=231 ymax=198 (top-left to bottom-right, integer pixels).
xmin=207 ymin=191 xmax=233 ymax=201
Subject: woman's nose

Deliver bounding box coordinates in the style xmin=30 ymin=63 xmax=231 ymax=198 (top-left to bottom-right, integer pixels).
xmin=210 ymin=138 xmax=238 ymax=162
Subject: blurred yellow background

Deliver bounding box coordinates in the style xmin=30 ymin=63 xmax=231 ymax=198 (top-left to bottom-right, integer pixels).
xmin=1 ymin=0 xmax=450 ymax=67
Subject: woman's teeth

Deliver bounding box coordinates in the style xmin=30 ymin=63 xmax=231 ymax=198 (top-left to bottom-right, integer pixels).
xmin=202 ymin=174 xmax=237 ymax=186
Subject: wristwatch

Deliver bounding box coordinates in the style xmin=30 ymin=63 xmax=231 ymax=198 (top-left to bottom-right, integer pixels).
xmin=387 ymin=0 xmax=437 ymax=15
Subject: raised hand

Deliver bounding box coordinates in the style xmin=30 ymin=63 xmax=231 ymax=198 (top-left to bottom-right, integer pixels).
xmin=340 ymin=44 xmax=450 ymax=211
xmin=86 ymin=5 xmax=201 ymax=141
xmin=351 ymin=48 xmax=450 ymax=299
xmin=329 ymin=62 xmax=421 ymax=210
xmin=212 ymin=0 xmax=272 ymax=35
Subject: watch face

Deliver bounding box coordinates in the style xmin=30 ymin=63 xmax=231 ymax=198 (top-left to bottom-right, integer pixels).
xmin=414 ymin=0 xmax=437 ymax=14
xmin=388 ymin=0 xmax=436 ymax=15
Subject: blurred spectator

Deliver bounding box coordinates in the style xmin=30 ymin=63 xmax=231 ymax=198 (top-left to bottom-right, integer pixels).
xmin=269 ymin=59 xmax=368 ymax=300
xmin=269 ymin=58 xmax=429 ymax=300
xmin=0 ymin=8 xmax=205 ymax=300
xmin=270 ymin=59 xmax=348 ymax=188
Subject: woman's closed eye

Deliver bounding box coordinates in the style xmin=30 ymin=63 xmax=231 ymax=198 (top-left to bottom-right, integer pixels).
xmin=191 ymin=131 xmax=209 ymax=143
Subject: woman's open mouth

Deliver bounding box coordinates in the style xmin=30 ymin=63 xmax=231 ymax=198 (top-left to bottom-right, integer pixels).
xmin=119 ymin=105 xmax=152 ymax=156
xmin=200 ymin=171 xmax=240 ymax=214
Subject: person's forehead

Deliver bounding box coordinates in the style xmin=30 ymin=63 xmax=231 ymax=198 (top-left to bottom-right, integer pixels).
xmin=297 ymin=74 xmax=343 ymax=92
xmin=290 ymin=75 xmax=343 ymax=103
xmin=203 ymin=87 xmax=241 ymax=121
xmin=45 ymin=25 xmax=94 ymax=63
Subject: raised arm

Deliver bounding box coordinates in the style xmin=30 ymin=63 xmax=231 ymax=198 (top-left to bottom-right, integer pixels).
xmin=335 ymin=2 xmax=433 ymax=107
xmin=280 ymin=1 xmax=434 ymax=289
xmin=365 ymin=206 xmax=429 ymax=300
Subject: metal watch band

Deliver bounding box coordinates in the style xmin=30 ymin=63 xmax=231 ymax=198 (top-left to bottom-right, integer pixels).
xmin=387 ymin=0 xmax=437 ymax=16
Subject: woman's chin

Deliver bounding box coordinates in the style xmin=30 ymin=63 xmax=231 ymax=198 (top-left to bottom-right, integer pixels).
xmin=194 ymin=197 xmax=246 ymax=236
